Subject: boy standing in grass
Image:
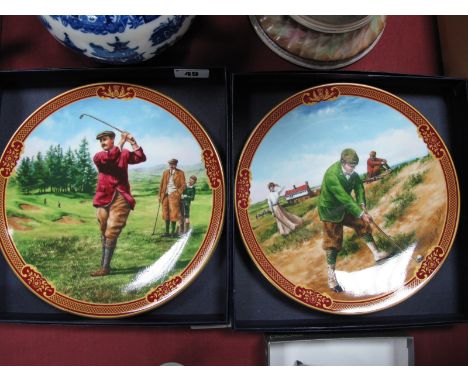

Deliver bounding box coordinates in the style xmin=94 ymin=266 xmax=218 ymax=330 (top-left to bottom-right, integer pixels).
xmin=91 ymin=130 xmax=146 ymax=277
xmin=318 ymin=148 xmax=389 ymax=292
xmin=179 ymin=175 xmax=197 ymax=234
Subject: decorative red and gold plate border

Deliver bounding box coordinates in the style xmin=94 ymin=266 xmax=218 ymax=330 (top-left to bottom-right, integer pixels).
xmin=0 ymin=83 xmax=225 ymax=318
xmin=235 ymin=83 xmax=460 ymax=315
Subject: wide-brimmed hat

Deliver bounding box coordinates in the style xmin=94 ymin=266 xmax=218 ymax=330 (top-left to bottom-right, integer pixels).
xmin=267 ymin=182 xmax=276 ymax=189
xmin=168 ymin=158 xmax=178 ymax=165
xmin=190 ymin=175 xmax=198 ymax=181
xmin=96 ymin=130 xmax=115 ymax=140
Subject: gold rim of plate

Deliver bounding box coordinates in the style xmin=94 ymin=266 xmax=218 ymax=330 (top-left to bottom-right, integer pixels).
xmin=0 ymin=82 xmax=226 ymax=318
xmin=234 ymin=82 xmax=460 ymax=315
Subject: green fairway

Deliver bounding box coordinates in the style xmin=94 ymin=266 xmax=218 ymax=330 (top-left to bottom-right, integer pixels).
xmin=5 ymin=175 xmax=213 ymax=304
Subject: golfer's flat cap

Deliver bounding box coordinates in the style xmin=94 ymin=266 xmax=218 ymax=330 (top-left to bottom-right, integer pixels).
xmin=168 ymin=158 xmax=178 ymax=165
xmin=96 ymin=130 xmax=115 ymax=140
xmin=341 ymin=148 xmax=359 ymax=165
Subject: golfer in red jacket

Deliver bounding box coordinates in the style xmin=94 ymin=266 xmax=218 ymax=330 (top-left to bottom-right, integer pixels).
xmin=367 ymin=151 xmax=390 ymax=179
xmin=91 ymin=130 xmax=146 ymax=277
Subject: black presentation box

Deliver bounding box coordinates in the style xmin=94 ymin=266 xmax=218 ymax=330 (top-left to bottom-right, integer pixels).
xmin=0 ymin=67 xmax=230 ymax=326
xmin=231 ymin=71 xmax=468 ymax=331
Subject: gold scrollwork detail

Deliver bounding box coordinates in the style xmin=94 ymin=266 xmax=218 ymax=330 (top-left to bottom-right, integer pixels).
xmin=294 ymin=286 xmax=333 ymax=308
xmin=302 ymin=87 xmax=340 ymax=105
xmin=418 ymin=124 xmax=445 ymax=159
xmin=97 ymin=85 xmax=136 ymax=100
xmin=0 ymin=141 xmax=24 ymax=178
xmin=147 ymin=276 xmax=183 ymax=302
xmin=21 ymin=265 xmax=55 ymax=297
xmin=202 ymin=149 xmax=222 ymax=189
xmin=416 ymin=246 xmax=445 ymax=279
xmin=236 ymin=168 xmax=251 ymax=210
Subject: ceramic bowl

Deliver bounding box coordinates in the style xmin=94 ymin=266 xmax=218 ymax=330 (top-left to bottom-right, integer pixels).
xmin=40 ymin=15 xmax=194 ymax=64
xmin=251 ymin=15 xmax=386 ymax=69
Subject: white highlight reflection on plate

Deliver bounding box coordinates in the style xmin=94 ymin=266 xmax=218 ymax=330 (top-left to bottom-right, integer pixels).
xmin=335 ymin=243 xmax=417 ymax=297
xmin=123 ymin=229 xmax=192 ymax=293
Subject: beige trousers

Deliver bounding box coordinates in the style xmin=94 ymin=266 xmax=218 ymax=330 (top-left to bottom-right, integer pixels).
xmin=96 ymin=192 xmax=131 ymax=241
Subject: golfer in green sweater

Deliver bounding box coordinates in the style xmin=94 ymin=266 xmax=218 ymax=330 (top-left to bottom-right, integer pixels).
xmin=318 ymin=148 xmax=390 ymax=293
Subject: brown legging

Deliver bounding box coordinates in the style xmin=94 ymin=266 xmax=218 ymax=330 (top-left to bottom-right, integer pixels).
xmin=96 ymin=193 xmax=131 ymax=241
xmin=322 ymin=213 xmax=372 ymax=252
xmin=162 ymin=192 xmax=181 ymax=222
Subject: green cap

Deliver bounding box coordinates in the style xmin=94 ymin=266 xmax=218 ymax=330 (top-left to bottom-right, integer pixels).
xmin=340 ymin=148 xmax=359 ymax=165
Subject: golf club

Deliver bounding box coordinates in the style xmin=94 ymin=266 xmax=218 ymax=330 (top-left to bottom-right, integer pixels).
xmin=364 ymin=208 xmax=423 ymax=263
xmin=152 ymin=199 xmax=162 ymax=236
xmin=79 ymin=113 xmax=125 ymax=134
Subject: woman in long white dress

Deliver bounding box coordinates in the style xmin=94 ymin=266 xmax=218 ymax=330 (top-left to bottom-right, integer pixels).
xmin=267 ymin=182 xmax=303 ymax=235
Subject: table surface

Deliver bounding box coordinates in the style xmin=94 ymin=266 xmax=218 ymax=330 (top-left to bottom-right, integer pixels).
xmin=0 ymin=15 xmax=467 ymax=366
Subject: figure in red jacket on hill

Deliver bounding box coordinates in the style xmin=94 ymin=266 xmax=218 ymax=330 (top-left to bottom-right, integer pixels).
xmin=91 ymin=130 xmax=146 ymax=277
xmin=367 ymin=150 xmax=391 ymax=179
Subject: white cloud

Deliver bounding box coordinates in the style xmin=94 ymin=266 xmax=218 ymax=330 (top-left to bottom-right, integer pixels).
xmin=64 ymin=128 xmax=100 ymax=152
xmin=37 ymin=117 xmax=58 ymax=131
xmin=251 ymin=151 xmax=336 ymax=203
xmin=22 ymin=124 xmax=202 ymax=170
xmin=352 ymin=127 xmax=428 ymax=171
xmin=135 ymin=134 xmax=202 ymax=167
xmin=317 ymin=106 xmax=337 ymax=116
xmin=22 ymin=136 xmax=58 ymax=159
xmin=139 ymin=103 xmax=164 ymax=120
xmin=22 ymin=129 xmax=98 ymax=160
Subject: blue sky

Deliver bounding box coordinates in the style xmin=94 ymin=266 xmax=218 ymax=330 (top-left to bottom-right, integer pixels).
xmin=250 ymin=96 xmax=429 ymax=203
xmin=23 ymin=97 xmax=203 ymax=168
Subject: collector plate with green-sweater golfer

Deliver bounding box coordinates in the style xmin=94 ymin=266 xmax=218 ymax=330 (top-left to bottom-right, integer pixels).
xmin=0 ymin=83 xmax=225 ymax=318
xmin=235 ymin=83 xmax=459 ymax=314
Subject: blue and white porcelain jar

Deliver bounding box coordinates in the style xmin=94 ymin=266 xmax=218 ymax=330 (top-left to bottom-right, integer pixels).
xmin=40 ymin=15 xmax=194 ymax=64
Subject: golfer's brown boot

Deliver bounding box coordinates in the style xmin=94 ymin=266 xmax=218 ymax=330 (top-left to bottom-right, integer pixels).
xmin=91 ymin=268 xmax=110 ymax=277
xmin=91 ymin=239 xmax=115 ymax=277
xmin=91 ymin=238 xmax=108 ymax=276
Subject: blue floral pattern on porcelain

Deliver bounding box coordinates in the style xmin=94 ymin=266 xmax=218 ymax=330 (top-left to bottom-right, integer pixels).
xmin=90 ymin=37 xmax=145 ymax=63
xmin=40 ymin=15 xmax=194 ymax=64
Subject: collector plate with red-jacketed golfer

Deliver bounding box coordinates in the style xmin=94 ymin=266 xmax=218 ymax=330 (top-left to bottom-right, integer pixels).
xmin=235 ymin=83 xmax=459 ymax=314
xmin=0 ymin=83 xmax=225 ymax=318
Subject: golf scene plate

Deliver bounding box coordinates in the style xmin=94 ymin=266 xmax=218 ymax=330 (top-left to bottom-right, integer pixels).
xmin=0 ymin=83 xmax=225 ymax=318
xmin=235 ymin=83 xmax=459 ymax=315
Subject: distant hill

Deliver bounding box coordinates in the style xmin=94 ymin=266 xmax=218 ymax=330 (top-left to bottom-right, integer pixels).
xmin=129 ymin=162 xmax=207 ymax=181
xmin=128 ymin=162 xmax=211 ymax=198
